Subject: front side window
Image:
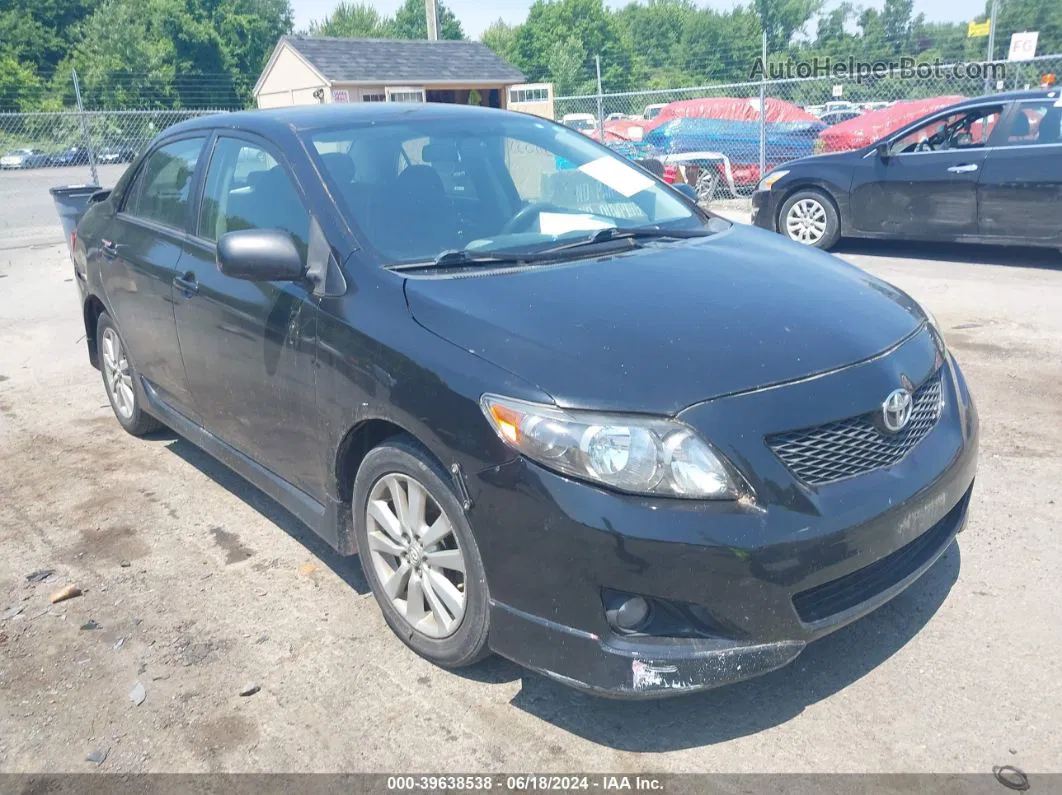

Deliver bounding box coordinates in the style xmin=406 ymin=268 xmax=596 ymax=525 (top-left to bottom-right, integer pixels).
xmin=309 ymin=114 xmax=711 ymax=263
xmin=890 ymin=106 xmax=1002 ymax=155
xmin=1000 ymin=102 xmax=1062 ymax=146
xmin=126 ymin=137 xmax=205 ymax=229
xmin=197 ymin=138 xmax=310 ymax=260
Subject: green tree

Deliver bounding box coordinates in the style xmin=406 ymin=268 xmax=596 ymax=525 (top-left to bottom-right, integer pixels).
xmin=389 ymin=0 xmax=465 ymax=40
xmin=815 ymin=2 xmax=854 ymax=47
xmin=880 ymin=0 xmax=914 ymax=55
xmin=481 ymin=19 xmax=521 ymax=64
xmin=0 ymin=0 xmax=102 ymax=74
xmin=0 ymin=55 xmax=44 ymax=111
xmin=755 ymin=0 xmax=821 ymax=49
xmin=208 ymin=0 xmax=294 ymax=101
xmin=310 ymin=1 xmax=389 ymax=37
xmin=513 ymin=0 xmax=633 ymax=90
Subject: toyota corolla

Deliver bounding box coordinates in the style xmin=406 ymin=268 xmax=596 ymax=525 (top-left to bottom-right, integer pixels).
xmin=71 ymin=104 xmax=978 ymax=697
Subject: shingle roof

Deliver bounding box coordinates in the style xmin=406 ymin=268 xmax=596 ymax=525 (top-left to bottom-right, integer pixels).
xmin=283 ymin=36 xmax=525 ymax=84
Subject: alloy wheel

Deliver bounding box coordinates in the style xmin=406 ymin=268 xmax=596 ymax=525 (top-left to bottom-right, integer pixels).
xmin=101 ymin=327 xmax=135 ymax=419
xmin=785 ymin=198 xmax=828 ymax=245
xmin=365 ymin=473 xmax=467 ymax=639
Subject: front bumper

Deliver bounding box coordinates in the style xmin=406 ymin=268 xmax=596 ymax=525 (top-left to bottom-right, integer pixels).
xmin=470 ymin=330 xmax=979 ymax=698
xmin=750 ymin=188 xmax=779 ymax=232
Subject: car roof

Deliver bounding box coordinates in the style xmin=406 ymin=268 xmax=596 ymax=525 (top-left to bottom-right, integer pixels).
xmin=160 ymin=102 xmax=517 ymax=141
xmin=950 ymin=88 xmax=1060 ymax=108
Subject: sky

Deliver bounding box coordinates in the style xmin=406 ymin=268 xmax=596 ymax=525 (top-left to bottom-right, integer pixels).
xmin=291 ymin=0 xmax=979 ymax=40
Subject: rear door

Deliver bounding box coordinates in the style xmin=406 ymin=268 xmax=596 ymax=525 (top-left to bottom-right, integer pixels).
xmin=978 ymin=98 xmax=1062 ymax=242
xmin=173 ymin=133 xmax=323 ymax=496
xmin=99 ymin=135 xmax=206 ymax=417
xmin=850 ymin=103 xmax=1002 ymax=239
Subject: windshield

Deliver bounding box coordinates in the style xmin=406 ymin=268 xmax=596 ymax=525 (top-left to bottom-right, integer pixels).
xmin=307 ymin=113 xmax=710 ymax=264
xmin=564 ymin=118 xmax=595 ymax=131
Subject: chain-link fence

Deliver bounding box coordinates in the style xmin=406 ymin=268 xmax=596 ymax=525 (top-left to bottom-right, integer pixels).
xmin=0 ymin=108 xmax=229 ymax=185
xmin=555 ymin=53 xmax=1062 ymax=205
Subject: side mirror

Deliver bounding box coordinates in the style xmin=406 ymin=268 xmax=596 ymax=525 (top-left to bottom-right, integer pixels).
xmin=675 ymin=183 xmax=698 ymax=203
xmin=875 ymin=141 xmax=891 ymax=160
xmin=217 ymin=229 xmax=304 ymax=282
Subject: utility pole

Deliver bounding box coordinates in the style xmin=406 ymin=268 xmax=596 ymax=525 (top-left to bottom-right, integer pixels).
xmin=71 ymin=68 xmax=99 ymax=187
xmin=758 ymin=31 xmax=767 ymax=179
xmin=985 ymin=0 xmax=999 ymax=91
xmin=425 ymin=0 xmax=439 ymax=40
xmin=595 ymin=56 xmax=605 ymax=145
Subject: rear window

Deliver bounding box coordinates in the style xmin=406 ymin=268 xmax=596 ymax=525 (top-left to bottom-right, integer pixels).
xmin=125 ymin=138 xmax=205 ymax=229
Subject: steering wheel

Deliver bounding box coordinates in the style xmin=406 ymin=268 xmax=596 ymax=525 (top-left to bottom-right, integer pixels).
xmin=501 ymin=201 xmax=570 ymax=234
xmin=915 ymin=140 xmax=934 ymax=153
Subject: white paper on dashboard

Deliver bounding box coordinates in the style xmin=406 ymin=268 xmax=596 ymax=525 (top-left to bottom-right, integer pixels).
xmin=577 ymin=156 xmax=654 ymax=198
xmin=538 ymin=212 xmax=613 ymax=236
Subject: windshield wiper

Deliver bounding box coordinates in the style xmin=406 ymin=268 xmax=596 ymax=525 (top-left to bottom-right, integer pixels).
xmin=540 ymin=225 xmax=713 ymax=253
xmin=389 ymin=248 xmax=549 ymax=272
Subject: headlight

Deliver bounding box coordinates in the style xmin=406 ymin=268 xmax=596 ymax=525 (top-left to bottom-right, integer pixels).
xmin=757 ymin=169 xmax=789 ymax=191
xmin=480 ymin=394 xmax=741 ymax=499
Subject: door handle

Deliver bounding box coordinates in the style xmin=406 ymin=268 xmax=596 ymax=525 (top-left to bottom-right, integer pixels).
xmin=100 ymin=239 xmax=118 ymax=258
xmin=947 ymin=164 xmax=979 ymax=173
xmin=173 ymin=272 xmax=199 ymax=295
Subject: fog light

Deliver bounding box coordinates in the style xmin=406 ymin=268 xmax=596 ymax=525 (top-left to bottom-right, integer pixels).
xmin=607 ymin=596 xmax=651 ymax=632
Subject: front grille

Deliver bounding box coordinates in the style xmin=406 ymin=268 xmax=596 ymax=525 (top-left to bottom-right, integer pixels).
xmin=767 ymin=372 xmax=944 ymax=486
xmin=792 ymin=488 xmax=970 ymax=624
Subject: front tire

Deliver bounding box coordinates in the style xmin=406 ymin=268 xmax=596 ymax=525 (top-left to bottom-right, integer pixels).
xmin=779 ymin=189 xmax=840 ymax=249
xmin=353 ymin=437 xmax=490 ymax=668
xmin=96 ymin=311 xmax=162 ymax=436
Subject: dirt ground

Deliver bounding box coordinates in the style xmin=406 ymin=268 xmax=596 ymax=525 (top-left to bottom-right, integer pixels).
xmin=1 ymin=165 xmax=1060 ymax=774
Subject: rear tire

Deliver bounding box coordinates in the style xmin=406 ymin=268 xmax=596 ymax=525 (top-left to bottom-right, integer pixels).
xmin=96 ymin=311 xmax=163 ymax=437
xmin=353 ymin=437 xmax=490 ymax=668
xmin=779 ymin=189 xmax=841 ymax=250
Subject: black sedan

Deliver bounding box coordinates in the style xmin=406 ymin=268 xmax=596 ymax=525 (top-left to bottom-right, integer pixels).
xmin=71 ymin=103 xmax=977 ymax=697
xmin=50 ymin=146 xmax=92 ymax=167
xmin=753 ymin=88 xmax=1062 ymax=249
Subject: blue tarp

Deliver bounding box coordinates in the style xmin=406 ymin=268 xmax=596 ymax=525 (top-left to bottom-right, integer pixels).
xmin=643 ymin=118 xmax=825 ymax=164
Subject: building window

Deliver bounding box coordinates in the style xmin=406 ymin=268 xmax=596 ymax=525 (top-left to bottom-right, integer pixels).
xmin=361 ymin=92 xmax=386 ymax=102
xmin=510 ymin=87 xmax=550 ymax=103
xmin=386 ymin=87 xmax=426 ymax=103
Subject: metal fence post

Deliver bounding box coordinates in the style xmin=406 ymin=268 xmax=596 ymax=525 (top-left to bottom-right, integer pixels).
xmin=758 ymin=31 xmax=767 ymax=180
xmin=71 ymin=68 xmax=100 ymax=187
xmin=595 ymin=56 xmax=606 ymax=144
xmin=985 ymin=0 xmax=999 ymax=92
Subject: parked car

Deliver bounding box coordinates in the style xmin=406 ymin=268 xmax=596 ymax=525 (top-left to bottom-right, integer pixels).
xmin=71 ymin=103 xmax=978 ymax=698
xmin=1 ymin=148 xmax=50 ymax=169
xmin=97 ymin=142 xmax=138 ymax=164
xmin=753 ymin=89 xmax=1062 ymax=249
xmin=643 ymin=103 xmax=667 ymax=120
xmin=50 ymin=146 xmax=92 ymax=166
xmin=560 ymin=112 xmax=597 ymax=133
xmin=819 ymin=109 xmax=863 ymax=126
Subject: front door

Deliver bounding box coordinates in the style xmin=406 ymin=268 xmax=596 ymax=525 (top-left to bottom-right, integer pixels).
xmin=99 ymin=136 xmax=207 ymax=418
xmin=978 ymin=99 xmax=1062 ymax=242
xmin=850 ymin=103 xmax=1003 ymax=239
xmin=173 ymin=134 xmax=323 ymax=498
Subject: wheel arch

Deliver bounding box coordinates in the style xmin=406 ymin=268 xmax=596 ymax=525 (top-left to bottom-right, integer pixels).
xmin=331 ymin=416 xmax=453 ymax=555
xmin=83 ymin=293 xmax=109 ymax=370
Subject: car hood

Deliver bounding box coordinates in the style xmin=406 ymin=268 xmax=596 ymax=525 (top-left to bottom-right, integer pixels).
xmin=405 ymin=224 xmax=923 ymax=414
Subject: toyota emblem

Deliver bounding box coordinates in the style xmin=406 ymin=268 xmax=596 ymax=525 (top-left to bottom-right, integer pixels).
xmin=882 ymin=388 xmax=914 ymax=433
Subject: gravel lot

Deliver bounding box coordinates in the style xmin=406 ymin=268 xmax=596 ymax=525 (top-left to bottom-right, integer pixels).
xmin=1 ymin=165 xmax=1060 ymax=774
